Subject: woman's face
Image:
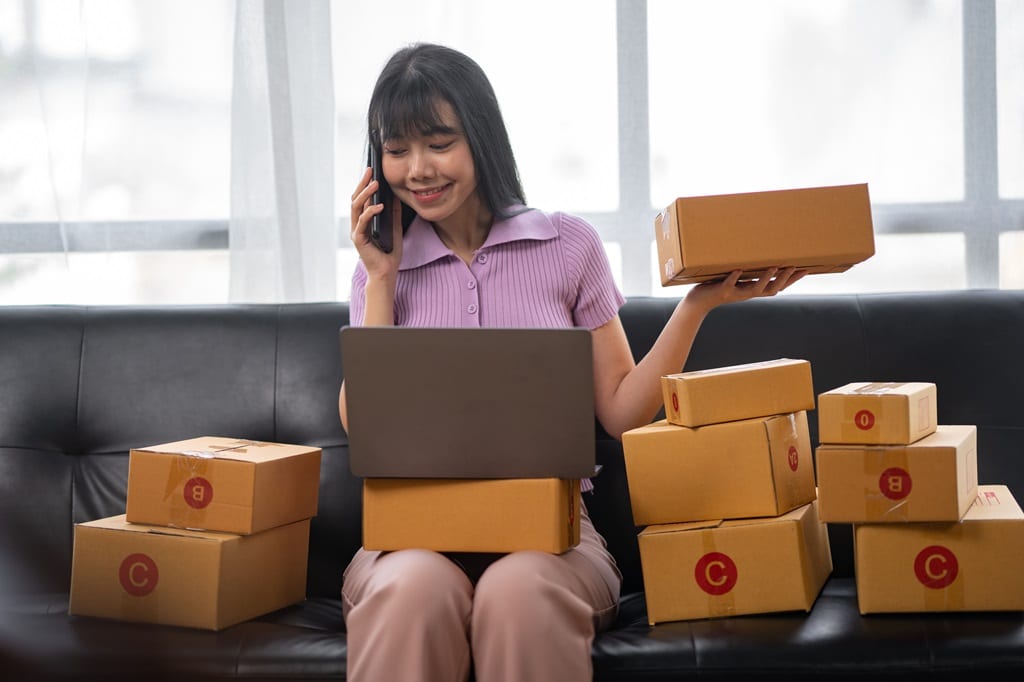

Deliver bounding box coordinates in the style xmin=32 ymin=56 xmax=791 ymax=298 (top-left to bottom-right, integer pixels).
xmin=381 ymin=101 xmax=485 ymax=229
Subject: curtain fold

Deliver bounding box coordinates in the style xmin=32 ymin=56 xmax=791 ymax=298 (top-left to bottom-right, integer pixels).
xmin=230 ymin=0 xmax=335 ymax=303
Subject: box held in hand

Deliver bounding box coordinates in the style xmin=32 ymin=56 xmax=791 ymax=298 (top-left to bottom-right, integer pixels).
xmin=655 ymin=183 xmax=875 ymax=286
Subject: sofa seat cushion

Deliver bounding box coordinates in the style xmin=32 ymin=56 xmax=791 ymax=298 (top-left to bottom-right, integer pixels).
xmin=4 ymin=579 xmax=1022 ymax=681
xmin=0 ymin=595 xmax=347 ymax=681
xmin=592 ymin=579 xmax=1024 ymax=681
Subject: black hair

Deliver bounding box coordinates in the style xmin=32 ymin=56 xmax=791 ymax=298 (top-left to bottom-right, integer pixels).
xmin=366 ymin=43 xmax=526 ymax=220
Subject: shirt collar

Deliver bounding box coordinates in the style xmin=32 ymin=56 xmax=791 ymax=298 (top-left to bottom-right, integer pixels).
xmin=398 ymin=205 xmax=557 ymax=271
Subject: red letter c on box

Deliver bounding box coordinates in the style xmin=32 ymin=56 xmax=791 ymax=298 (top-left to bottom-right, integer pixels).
xmin=914 ymin=545 xmax=958 ymax=589
xmin=119 ymin=553 xmax=159 ymax=596
xmin=694 ymin=551 xmax=738 ymax=596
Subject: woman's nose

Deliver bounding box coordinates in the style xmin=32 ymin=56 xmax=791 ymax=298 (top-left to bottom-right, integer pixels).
xmin=407 ymin=149 xmax=434 ymax=179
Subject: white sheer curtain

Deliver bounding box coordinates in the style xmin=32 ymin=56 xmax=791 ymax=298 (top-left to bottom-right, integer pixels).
xmin=229 ymin=0 xmax=335 ymax=303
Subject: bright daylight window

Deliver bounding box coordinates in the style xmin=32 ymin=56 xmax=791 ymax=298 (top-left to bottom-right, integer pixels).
xmin=0 ymin=0 xmax=1021 ymax=304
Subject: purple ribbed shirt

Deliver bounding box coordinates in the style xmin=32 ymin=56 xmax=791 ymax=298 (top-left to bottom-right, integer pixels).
xmin=350 ymin=207 xmax=624 ymax=330
xmin=349 ymin=206 xmax=626 ymax=491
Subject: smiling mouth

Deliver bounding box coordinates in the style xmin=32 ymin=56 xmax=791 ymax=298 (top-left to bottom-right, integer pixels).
xmin=411 ymin=184 xmax=451 ymax=200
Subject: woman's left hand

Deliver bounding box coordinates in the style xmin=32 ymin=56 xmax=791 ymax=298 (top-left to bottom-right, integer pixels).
xmin=684 ymin=267 xmax=807 ymax=313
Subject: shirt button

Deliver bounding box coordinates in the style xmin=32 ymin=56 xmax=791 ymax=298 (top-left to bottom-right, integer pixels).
xmin=467 ymin=280 xmax=477 ymax=290
xmin=467 ymin=303 xmax=478 ymax=314
xmin=477 ymin=253 xmax=488 ymax=264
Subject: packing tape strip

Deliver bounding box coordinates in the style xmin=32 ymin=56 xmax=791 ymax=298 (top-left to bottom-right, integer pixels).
xmin=167 ymin=449 xmax=214 ymax=529
xmin=919 ymin=527 xmax=966 ymax=611
xmin=839 ymin=393 xmax=903 ymax=443
xmin=781 ymin=413 xmax=804 ymax=499
xmin=865 ymin=447 xmax=912 ymax=521
xmin=699 ymin=528 xmax=737 ymax=618
xmin=660 ymin=377 xmax=680 ymax=422
xmin=852 ymin=382 xmax=907 ymax=394
xmin=220 ymin=438 xmax=269 ymax=452
xmin=120 ymin=559 xmax=161 ymax=615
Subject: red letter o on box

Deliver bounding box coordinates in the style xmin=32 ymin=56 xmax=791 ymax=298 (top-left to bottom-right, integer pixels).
xmin=119 ymin=553 xmax=159 ymax=596
xmin=854 ymin=409 xmax=875 ymax=430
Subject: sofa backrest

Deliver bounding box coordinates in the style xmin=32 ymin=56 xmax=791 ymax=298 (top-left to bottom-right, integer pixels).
xmin=0 ymin=303 xmax=355 ymax=599
xmin=1 ymin=291 xmax=1022 ymax=601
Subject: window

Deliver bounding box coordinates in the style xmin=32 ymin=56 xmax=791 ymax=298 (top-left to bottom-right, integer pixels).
xmin=1 ymin=0 xmax=1021 ymax=304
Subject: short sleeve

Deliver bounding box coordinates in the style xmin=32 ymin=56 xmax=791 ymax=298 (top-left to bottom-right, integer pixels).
xmin=557 ymin=212 xmax=626 ymax=330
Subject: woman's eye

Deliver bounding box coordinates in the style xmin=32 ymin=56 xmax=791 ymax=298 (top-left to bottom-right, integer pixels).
xmin=384 ymin=148 xmax=406 ymax=156
xmin=430 ymin=140 xmax=454 ymax=151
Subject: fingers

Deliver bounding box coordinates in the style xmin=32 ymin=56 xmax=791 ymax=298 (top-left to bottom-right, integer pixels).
xmin=784 ymin=268 xmax=809 ymax=288
xmin=350 ymin=168 xmax=383 ymax=246
xmin=350 ymin=167 xmax=373 ymax=202
xmin=722 ymin=270 xmax=743 ymax=287
xmin=759 ymin=267 xmax=784 ymax=296
xmin=728 ymin=267 xmax=804 ymax=299
xmin=758 ymin=267 xmax=806 ymax=296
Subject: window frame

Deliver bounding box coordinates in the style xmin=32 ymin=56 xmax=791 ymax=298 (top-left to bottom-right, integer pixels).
xmin=2 ymin=0 xmax=1020 ymax=294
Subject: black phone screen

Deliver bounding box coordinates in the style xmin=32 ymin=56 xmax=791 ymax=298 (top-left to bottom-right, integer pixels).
xmin=368 ymin=145 xmax=394 ymax=253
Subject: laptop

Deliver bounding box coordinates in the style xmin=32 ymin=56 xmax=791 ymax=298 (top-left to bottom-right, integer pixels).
xmin=340 ymin=326 xmax=596 ymax=479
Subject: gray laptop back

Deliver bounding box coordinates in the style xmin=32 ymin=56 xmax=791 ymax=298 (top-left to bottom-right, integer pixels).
xmin=341 ymin=326 xmax=596 ymax=479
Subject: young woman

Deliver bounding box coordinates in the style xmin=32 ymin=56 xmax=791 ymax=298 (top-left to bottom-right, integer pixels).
xmin=339 ymin=42 xmax=804 ymax=682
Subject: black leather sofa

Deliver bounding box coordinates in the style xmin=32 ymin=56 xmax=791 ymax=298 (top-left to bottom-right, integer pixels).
xmin=1 ymin=290 xmax=1022 ymax=680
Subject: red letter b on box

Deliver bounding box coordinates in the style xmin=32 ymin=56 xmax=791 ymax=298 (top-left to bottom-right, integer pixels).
xmin=184 ymin=477 xmax=214 ymax=509
xmin=879 ymin=467 xmax=912 ymax=501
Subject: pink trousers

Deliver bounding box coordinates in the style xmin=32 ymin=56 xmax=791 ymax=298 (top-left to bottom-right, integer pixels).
xmin=341 ymin=500 xmax=621 ymax=682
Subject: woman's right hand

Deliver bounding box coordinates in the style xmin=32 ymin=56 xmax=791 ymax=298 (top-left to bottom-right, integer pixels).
xmin=350 ymin=167 xmax=403 ymax=278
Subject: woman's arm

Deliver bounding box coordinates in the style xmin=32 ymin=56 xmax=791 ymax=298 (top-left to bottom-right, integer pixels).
xmin=340 ymin=168 xmax=404 ymax=431
xmin=591 ymin=268 xmax=805 ymax=440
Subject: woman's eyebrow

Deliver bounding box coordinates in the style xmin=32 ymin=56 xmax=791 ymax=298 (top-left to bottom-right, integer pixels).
xmin=418 ymin=124 xmax=461 ymax=136
xmin=383 ymin=124 xmax=461 ymax=144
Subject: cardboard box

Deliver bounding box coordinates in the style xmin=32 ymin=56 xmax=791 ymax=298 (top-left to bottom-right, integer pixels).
xmin=638 ymin=499 xmax=832 ymax=624
xmin=854 ymin=485 xmax=1024 ymax=613
xmin=622 ymin=412 xmax=816 ymax=526
xmin=69 ymin=515 xmax=310 ymax=630
xmin=661 ymin=358 xmax=814 ymax=427
xmin=362 ymin=478 xmax=580 ymax=554
xmin=818 ymin=382 xmax=937 ymax=445
xmin=816 ymin=425 xmax=978 ymax=523
xmin=125 ymin=436 xmax=322 ymax=535
xmin=654 ymin=183 xmax=875 ymax=286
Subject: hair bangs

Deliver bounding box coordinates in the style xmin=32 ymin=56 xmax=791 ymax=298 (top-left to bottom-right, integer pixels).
xmin=373 ymin=77 xmax=454 ymax=143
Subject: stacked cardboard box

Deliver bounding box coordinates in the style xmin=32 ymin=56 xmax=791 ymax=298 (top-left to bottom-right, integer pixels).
xmin=816 ymin=383 xmax=1022 ymax=613
xmin=69 ymin=436 xmax=322 ymax=630
xmin=623 ymin=359 xmax=833 ymax=625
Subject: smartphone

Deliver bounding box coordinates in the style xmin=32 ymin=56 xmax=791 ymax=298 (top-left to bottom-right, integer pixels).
xmin=367 ymin=145 xmax=394 ymax=253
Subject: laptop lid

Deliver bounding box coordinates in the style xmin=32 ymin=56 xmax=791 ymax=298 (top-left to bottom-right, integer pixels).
xmin=341 ymin=326 xmax=596 ymax=479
